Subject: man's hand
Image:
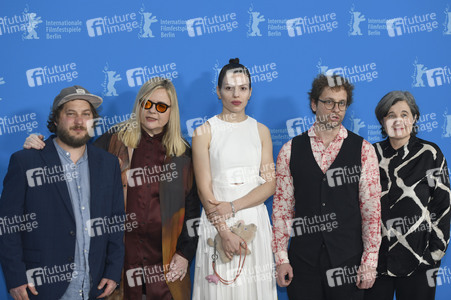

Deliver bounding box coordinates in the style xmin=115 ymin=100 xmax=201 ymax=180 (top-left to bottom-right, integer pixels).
xmin=276 ymin=263 xmax=293 ymax=287
xmin=97 ymin=278 xmax=118 ymax=298
xmin=356 ymin=263 xmax=377 ymax=289
xmin=10 ymin=283 xmax=38 ymax=300
xmin=167 ymin=253 xmax=189 ymax=282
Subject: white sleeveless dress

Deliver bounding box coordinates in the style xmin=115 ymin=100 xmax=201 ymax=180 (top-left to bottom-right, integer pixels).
xmin=192 ymin=115 xmax=277 ymax=300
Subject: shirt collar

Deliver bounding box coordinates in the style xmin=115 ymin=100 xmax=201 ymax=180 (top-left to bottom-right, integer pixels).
xmin=308 ymin=123 xmax=348 ymax=141
xmin=141 ymin=128 xmax=165 ymax=142
xmin=382 ymin=135 xmax=419 ymax=154
xmin=53 ymin=139 xmax=88 ymax=164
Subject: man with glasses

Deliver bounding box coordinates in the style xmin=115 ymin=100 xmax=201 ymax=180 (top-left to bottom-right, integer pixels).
xmin=272 ymin=74 xmax=382 ymax=300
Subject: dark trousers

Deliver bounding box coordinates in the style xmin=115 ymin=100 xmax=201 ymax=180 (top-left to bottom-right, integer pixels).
xmin=287 ymin=244 xmax=364 ymax=300
xmin=364 ymin=264 xmax=440 ymax=300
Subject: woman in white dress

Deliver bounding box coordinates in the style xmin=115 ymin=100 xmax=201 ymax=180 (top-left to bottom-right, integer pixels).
xmin=192 ymin=58 xmax=278 ymax=300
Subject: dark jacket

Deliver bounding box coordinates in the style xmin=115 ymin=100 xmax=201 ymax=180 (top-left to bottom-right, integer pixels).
xmin=0 ymin=136 xmax=125 ymax=299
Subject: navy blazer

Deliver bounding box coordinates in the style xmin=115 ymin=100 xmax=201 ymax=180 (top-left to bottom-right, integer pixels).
xmin=0 ymin=136 xmax=125 ymax=300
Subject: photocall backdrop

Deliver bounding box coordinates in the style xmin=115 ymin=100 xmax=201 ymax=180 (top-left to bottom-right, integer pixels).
xmin=1 ymin=0 xmax=450 ymax=299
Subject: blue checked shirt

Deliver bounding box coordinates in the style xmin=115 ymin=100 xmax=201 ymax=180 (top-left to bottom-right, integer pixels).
xmin=54 ymin=140 xmax=91 ymax=300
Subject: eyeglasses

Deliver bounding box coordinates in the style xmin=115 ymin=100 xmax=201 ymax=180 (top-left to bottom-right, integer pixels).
xmin=140 ymin=99 xmax=171 ymax=113
xmin=318 ymin=99 xmax=347 ymax=111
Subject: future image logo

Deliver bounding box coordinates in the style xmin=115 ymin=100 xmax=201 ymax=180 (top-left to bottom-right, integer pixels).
xmin=386 ymin=13 xmax=438 ymax=37
xmin=426 ymin=67 xmax=451 ymax=87
xmin=319 ymin=59 xmax=378 ymax=86
xmin=386 ymin=18 xmax=403 ymax=37
xmin=0 ymin=213 xmax=38 ymax=236
xmin=412 ymin=58 xmax=451 ymax=88
xmin=0 ymin=113 xmax=38 ymax=136
xmin=26 ymin=263 xmax=77 ymax=287
xmin=290 ymin=213 xmax=338 ymax=237
xmin=426 ymin=168 xmax=450 ymax=187
xmin=248 ymin=62 xmax=279 ymax=85
xmin=286 ymin=12 xmax=338 ymax=37
xmin=126 ymin=163 xmax=178 ymax=187
xmin=325 ymin=166 xmax=361 ymax=187
xmin=186 ymin=217 xmax=202 ymax=237
xmin=385 ymin=214 xmax=436 ymax=239
xmin=86 ymin=12 xmax=139 ymax=38
xmin=186 ymin=13 xmax=238 ymax=37
xmin=25 ymin=164 xmax=78 ymax=188
xmin=126 ymin=267 xmax=144 ymax=287
xmin=25 ymin=63 xmax=78 ymax=88
xmin=286 ymin=116 xmax=314 ymax=138
xmin=86 ymin=213 xmax=138 ymax=237
xmin=326 ymin=267 xmax=356 ymax=287
xmin=427 ymin=267 xmax=451 ymax=287
xmin=385 ymin=217 xmax=405 ymax=237
xmin=126 ymin=63 xmax=178 ymax=87
xmin=126 ymin=265 xmax=169 ymax=287
xmin=86 ymin=117 xmax=104 ymax=138
xmin=186 ymin=117 xmax=207 ymax=137
xmin=326 ymin=265 xmax=375 ymax=288
xmin=86 ymin=114 xmax=137 ymax=138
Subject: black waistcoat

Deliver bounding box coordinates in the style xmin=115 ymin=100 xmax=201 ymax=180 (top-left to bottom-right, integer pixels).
xmin=289 ymin=130 xmax=364 ymax=267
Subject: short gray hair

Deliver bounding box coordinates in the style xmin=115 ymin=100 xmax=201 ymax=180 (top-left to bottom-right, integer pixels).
xmin=374 ymin=90 xmax=420 ymax=138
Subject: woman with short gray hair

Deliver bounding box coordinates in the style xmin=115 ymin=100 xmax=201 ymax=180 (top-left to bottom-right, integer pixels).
xmin=365 ymin=91 xmax=451 ymax=300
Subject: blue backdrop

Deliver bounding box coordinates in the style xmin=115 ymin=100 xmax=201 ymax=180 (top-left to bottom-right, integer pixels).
xmin=1 ymin=0 xmax=450 ymax=299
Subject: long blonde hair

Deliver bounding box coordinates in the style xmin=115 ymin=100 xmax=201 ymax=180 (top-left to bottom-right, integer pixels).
xmin=116 ymin=77 xmax=187 ymax=157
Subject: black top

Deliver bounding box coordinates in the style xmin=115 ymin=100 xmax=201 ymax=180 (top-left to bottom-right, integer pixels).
xmin=374 ymin=137 xmax=451 ymax=276
xmin=289 ymin=130 xmax=364 ymax=267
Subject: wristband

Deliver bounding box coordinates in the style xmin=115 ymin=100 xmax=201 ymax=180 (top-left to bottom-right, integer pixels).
xmin=230 ymin=201 xmax=236 ymax=217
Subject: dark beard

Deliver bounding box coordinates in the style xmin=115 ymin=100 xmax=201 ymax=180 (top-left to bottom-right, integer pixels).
xmin=56 ymin=125 xmax=91 ymax=148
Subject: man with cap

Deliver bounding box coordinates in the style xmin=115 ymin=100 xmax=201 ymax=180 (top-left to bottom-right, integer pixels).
xmin=0 ymin=86 xmax=125 ymax=300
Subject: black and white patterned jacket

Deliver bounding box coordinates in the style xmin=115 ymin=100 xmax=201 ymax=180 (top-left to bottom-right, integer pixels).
xmin=374 ymin=137 xmax=451 ymax=277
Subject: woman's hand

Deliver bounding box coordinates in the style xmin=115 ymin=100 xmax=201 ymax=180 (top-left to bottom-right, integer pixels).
xmin=219 ymin=230 xmax=246 ymax=260
xmin=166 ymin=253 xmax=189 ymax=282
xmin=23 ymin=134 xmax=45 ymax=150
xmin=207 ymin=199 xmax=233 ymax=224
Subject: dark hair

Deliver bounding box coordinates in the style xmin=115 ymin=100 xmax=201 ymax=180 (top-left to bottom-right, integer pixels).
xmin=217 ymin=58 xmax=252 ymax=89
xmin=374 ymin=90 xmax=420 ymax=138
xmin=47 ymin=101 xmax=100 ymax=133
xmin=308 ymin=74 xmax=354 ymax=114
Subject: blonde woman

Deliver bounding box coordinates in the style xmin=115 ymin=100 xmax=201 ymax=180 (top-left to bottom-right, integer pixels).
xmin=24 ymin=77 xmax=200 ymax=300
